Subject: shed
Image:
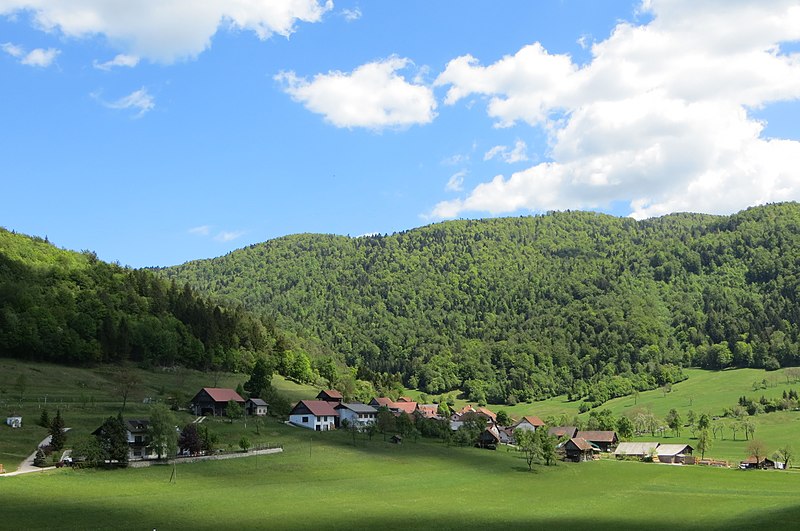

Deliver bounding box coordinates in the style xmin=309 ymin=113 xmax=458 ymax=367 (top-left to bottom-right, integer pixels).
xmin=316 ymin=390 xmax=343 ymax=403
xmin=5 ymin=416 xmax=22 ymax=429
xmin=246 ymin=398 xmax=269 ymax=417
xmin=656 ymin=444 xmax=694 ymax=464
xmin=575 ymin=431 xmax=618 ymax=452
xmin=614 ymin=442 xmax=660 ymax=460
xmin=190 ymin=388 xmax=245 ymax=416
xmin=477 ymin=426 xmax=500 ymax=449
xmin=548 ymin=426 xmax=578 ymax=439
xmin=564 ymin=437 xmax=599 ymax=462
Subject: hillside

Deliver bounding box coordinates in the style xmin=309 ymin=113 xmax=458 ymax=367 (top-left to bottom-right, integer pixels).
xmin=160 ymin=203 xmax=800 ymax=404
xmin=0 ymin=228 xmax=279 ymax=372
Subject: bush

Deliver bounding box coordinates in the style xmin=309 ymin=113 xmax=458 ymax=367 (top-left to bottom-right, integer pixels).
xmin=33 ymin=448 xmax=47 ymax=467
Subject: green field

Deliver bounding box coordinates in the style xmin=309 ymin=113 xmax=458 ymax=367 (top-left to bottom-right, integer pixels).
xmin=3 ymin=420 xmax=800 ymax=530
xmin=0 ymin=359 xmax=318 ymax=472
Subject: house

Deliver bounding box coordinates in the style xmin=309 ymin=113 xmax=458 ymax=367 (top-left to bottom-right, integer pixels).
xmin=548 ymin=426 xmax=578 ymax=439
xmin=369 ymin=397 xmax=417 ymax=416
xmin=369 ymin=397 xmax=395 ymax=409
xmin=5 ymin=416 xmax=22 ymax=429
xmin=498 ymin=427 xmax=515 ymax=445
xmin=246 ymin=398 xmax=268 ymax=417
xmin=564 ymin=437 xmax=599 ymax=462
xmin=417 ymin=404 xmax=439 ymax=419
xmin=336 ymin=402 xmax=378 ymax=427
xmin=477 ymin=426 xmax=500 ymax=449
xmin=575 ymin=431 xmax=618 ymax=452
xmin=739 ymin=456 xmax=776 ymax=469
xmin=393 ymin=400 xmax=418 ymax=416
xmin=614 ymin=442 xmax=660 ymax=460
xmin=656 ymin=444 xmax=694 ymax=464
xmin=289 ymin=400 xmax=339 ymax=431
xmin=316 ymin=390 xmax=344 ymax=403
xmin=124 ymin=419 xmax=159 ymax=460
xmin=513 ymin=416 xmax=545 ymax=432
xmin=190 ymin=388 xmax=245 ymax=416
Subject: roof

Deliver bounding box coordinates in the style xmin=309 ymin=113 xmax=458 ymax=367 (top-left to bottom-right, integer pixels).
xmin=614 ymin=442 xmax=659 ymax=456
xmin=247 ymin=398 xmax=268 ymax=406
xmin=576 ymin=430 xmax=618 ymax=443
xmin=457 ymin=404 xmax=476 ymax=415
xmin=393 ymin=401 xmax=418 ymax=414
xmin=480 ymin=426 xmax=501 ymax=442
xmin=317 ymin=390 xmax=343 ymax=400
xmin=396 ymin=396 xmax=414 ymax=403
xmin=567 ymin=437 xmax=595 ymax=451
xmin=200 ymin=388 xmax=245 ymax=403
xmin=548 ymin=426 xmax=578 ymax=438
xmin=418 ymin=404 xmax=439 ymax=418
xmin=476 ymin=407 xmax=497 ymax=421
xmin=656 ymin=444 xmax=694 ymax=456
xmin=291 ymin=400 xmax=339 ymax=417
xmin=336 ymin=402 xmax=377 ymax=414
xmin=516 ymin=415 xmax=545 ymax=427
xmin=371 ymin=397 xmax=395 ymax=408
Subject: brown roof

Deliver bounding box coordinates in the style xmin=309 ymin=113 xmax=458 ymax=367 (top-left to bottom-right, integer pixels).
xmin=202 ymin=388 xmax=245 ymax=403
xmin=396 ymin=396 xmax=414 ymax=403
xmin=575 ymin=430 xmax=618 ymax=443
xmin=393 ymin=401 xmax=418 ymax=414
xmin=418 ymin=404 xmax=438 ymax=418
xmin=568 ymin=437 xmax=595 ymax=451
xmin=371 ymin=397 xmax=395 ymax=408
xmin=293 ymin=400 xmax=339 ymax=417
xmin=476 ymin=407 xmax=497 ymax=421
xmin=516 ymin=416 xmax=545 ymax=427
xmin=317 ymin=389 xmax=343 ymax=400
xmin=548 ymin=426 xmax=578 ymax=438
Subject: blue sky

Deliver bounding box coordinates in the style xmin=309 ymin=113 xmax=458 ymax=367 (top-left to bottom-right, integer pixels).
xmin=2 ymin=1 xmax=799 ymax=268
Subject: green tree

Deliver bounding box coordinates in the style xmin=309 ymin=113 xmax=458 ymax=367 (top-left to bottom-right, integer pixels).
xmin=239 ymin=436 xmax=251 ymax=452
xmin=96 ymin=414 xmax=129 ymax=465
xmin=33 ymin=448 xmax=47 ymax=467
xmin=776 ymin=444 xmax=794 ymax=470
xmin=226 ymin=399 xmax=244 ymax=423
xmin=495 ymin=410 xmax=511 ymax=426
xmin=746 ymin=439 xmax=767 ymax=468
xmin=147 ymin=404 xmax=177 ymax=460
xmin=536 ymin=429 xmax=558 ymax=466
xmin=697 ymin=413 xmax=711 ymax=432
xmin=244 ymin=356 xmax=273 ymax=398
xmin=39 ymin=408 xmax=50 ymax=428
xmin=71 ymin=436 xmax=103 ymax=467
xmin=516 ymin=429 xmax=539 ymax=471
xmin=49 ymin=409 xmax=66 ymax=452
xmin=696 ymin=429 xmax=711 ymax=460
xmin=665 ymin=409 xmax=682 ymax=437
xmin=617 ymin=416 xmax=635 ymax=440
xmin=376 ymin=407 xmax=396 ymax=441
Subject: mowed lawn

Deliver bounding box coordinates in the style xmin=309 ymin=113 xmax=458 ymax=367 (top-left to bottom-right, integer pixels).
xmin=3 ymin=424 xmax=800 ymax=530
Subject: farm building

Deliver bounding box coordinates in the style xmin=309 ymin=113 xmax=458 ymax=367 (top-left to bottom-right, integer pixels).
xmin=5 ymin=416 xmax=22 ymax=428
xmin=614 ymin=442 xmax=660 ymax=460
xmin=740 ymin=456 xmax=777 ymax=469
xmin=316 ymin=390 xmax=343 ymax=403
xmin=245 ymin=398 xmax=268 ymax=417
xmin=289 ymin=400 xmax=338 ymax=431
xmin=575 ymin=431 xmax=618 ymax=452
xmin=417 ymin=404 xmax=439 ymax=419
xmin=513 ymin=416 xmax=545 ymax=432
xmin=336 ymin=402 xmax=378 ymax=427
xmin=190 ymin=388 xmax=245 ymax=416
xmin=477 ymin=426 xmax=501 ymax=449
xmin=548 ymin=426 xmax=578 ymax=439
xmin=656 ymin=444 xmax=694 ymax=464
xmin=564 ymin=437 xmax=599 ymax=462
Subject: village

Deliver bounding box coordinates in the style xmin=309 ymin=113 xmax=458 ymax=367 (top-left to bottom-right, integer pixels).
xmin=5 ymin=383 xmax=783 ymax=474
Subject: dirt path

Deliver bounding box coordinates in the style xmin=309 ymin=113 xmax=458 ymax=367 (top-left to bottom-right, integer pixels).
xmin=1 ymin=429 xmax=70 ymax=477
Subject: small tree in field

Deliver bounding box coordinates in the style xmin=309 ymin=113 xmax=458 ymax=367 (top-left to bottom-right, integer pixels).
xmin=49 ymin=409 xmax=66 ymax=452
xmin=696 ymin=429 xmax=712 ymax=460
xmin=148 ymin=404 xmax=178 ymax=460
xmin=239 ymin=436 xmax=251 ymax=452
xmin=33 ymin=448 xmax=47 ymax=467
xmin=179 ymin=424 xmax=203 ymax=456
xmin=746 ymin=439 xmax=767 ymax=468
xmin=226 ymin=400 xmax=244 ymax=423
xmin=516 ymin=429 xmax=539 ymax=471
xmin=39 ymin=408 xmax=50 ymax=428
xmin=776 ymin=444 xmax=794 ymax=470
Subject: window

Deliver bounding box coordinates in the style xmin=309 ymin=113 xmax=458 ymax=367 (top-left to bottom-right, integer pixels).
xmin=302 ymin=416 xmax=309 ymax=423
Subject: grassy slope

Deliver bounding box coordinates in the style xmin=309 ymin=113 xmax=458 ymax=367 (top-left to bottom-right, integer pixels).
xmin=0 ymin=360 xmax=318 ymax=472
xmin=2 ymin=422 xmax=800 ymax=530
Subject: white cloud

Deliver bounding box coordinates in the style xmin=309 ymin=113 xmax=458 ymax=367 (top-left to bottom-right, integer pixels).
xmin=93 ymin=53 xmax=139 ymax=70
xmin=97 ymin=87 xmax=155 ymax=117
xmin=2 ymin=42 xmax=59 ymax=66
xmin=1 ymin=41 xmax=23 ymax=57
xmin=188 ymin=225 xmax=210 ymax=236
xmin=341 ymin=7 xmax=361 ymax=22
xmin=431 ymin=0 xmax=800 ymax=220
xmin=21 ymin=47 xmax=59 ymax=66
xmin=0 ymin=0 xmax=333 ymax=63
xmin=215 ymin=230 xmax=245 ymax=242
xmin=446 ymin=170 xmax=467 ymax=192
xmin=483 ymin=140 xmax=528 ymax=164
xmin=276 ymin=56 xmax=437 ymax=130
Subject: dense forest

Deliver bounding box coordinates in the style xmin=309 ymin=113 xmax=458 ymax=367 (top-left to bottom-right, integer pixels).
xmin=0 ymin=228 xmax=280 ymax=373
xmin=159 ymin=203 xmax=800 ymax=406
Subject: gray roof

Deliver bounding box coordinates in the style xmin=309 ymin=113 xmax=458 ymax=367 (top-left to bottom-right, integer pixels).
xmin=657 ymin=444 xmax=693 ymax=456
xmin=337 ymin=402 xmax=378 ymax=414
xmin=614 ymin=442 xmax=659 ymax=456
xmin=247 ymin=398 xmax=268 ymax=406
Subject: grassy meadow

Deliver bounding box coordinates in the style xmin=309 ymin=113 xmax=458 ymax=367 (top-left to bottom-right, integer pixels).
xmin=3 ymin=420 xmax=800 ymax=530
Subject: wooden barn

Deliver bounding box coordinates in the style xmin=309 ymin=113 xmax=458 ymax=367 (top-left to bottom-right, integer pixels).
xmin=190 ymin=388 xmax=245 ymax=416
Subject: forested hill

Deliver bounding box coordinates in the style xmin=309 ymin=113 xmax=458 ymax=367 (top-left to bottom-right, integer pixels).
xmin=0 ymin=228 xmax=279 ymax=372
xmin=160 ymin=203 xmax=800 ymax=406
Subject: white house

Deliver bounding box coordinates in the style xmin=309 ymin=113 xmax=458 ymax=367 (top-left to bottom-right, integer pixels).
xmin=289 ymin=400 xmax=339 ymax=431
xmin=513 ymin=415 xmax=545 ymax=432
xmin=6 ymin=416 xmax=22 ymax=428
xmin=124 ymin=419 xmax=159 ymax=460
xmin=336 ymin=403 xmax=378 ymax=427
xmin=246 ymin=398 xmax=269 ymax=417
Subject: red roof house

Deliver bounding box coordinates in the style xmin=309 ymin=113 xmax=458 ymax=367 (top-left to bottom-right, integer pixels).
xmin=190 ymin=388 xmax=245 ymax=416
